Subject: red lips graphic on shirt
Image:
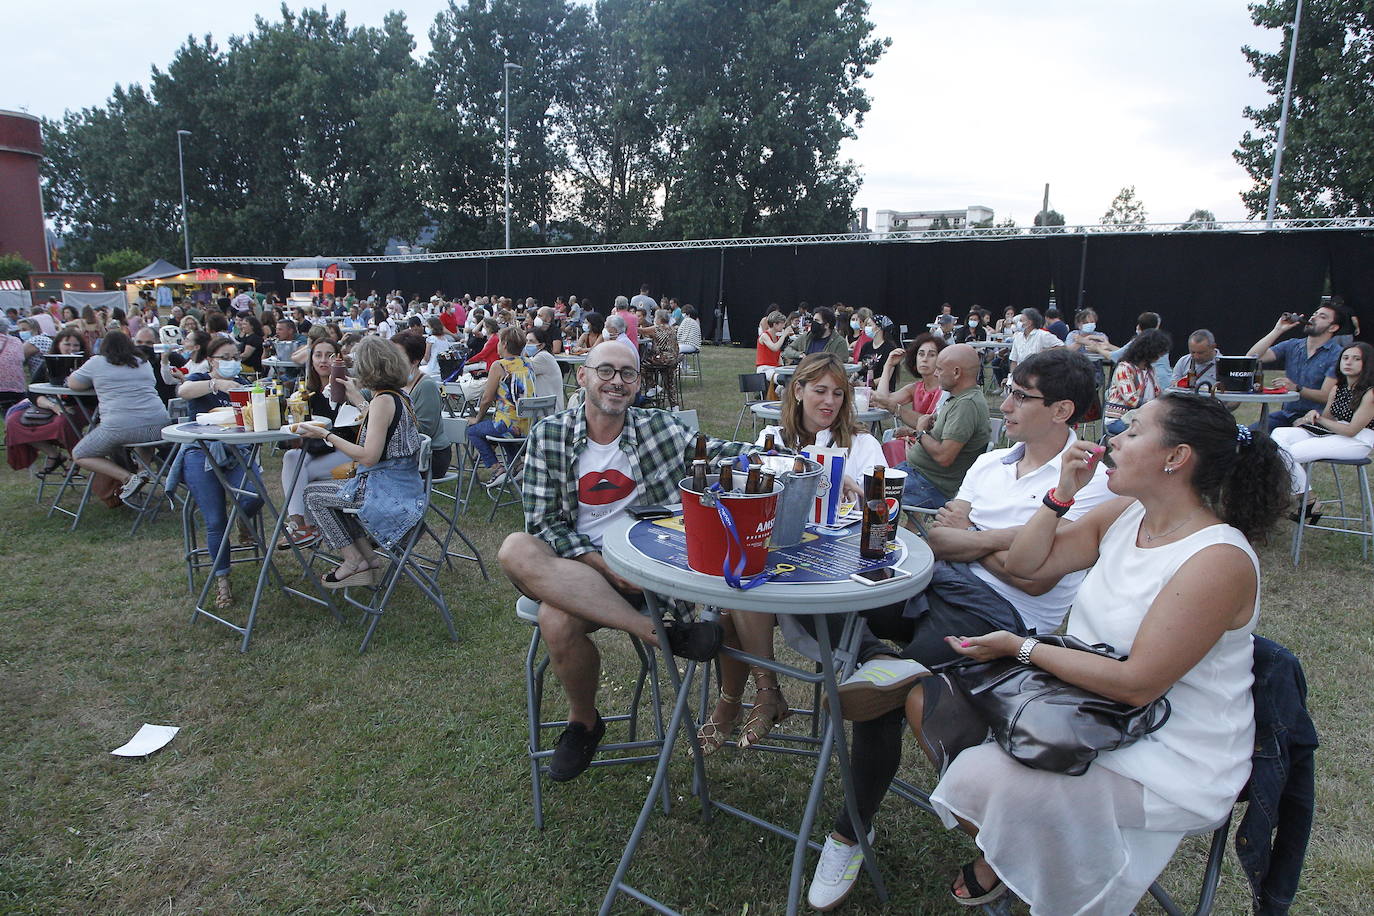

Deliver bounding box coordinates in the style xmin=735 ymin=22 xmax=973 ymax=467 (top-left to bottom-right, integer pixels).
xmin=579 ymin=469 xmax=636 ymax=506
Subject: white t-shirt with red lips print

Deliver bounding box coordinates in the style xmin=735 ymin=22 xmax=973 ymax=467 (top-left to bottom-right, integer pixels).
xmin=576 ymin=435 xmax=640 ymax=548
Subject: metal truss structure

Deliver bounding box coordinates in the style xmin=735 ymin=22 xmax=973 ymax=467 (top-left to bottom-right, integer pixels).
xmin=197 ymin=216 xmax=1374 ymax=267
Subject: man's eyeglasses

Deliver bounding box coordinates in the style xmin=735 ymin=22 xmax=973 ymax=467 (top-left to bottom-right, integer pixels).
xmin=587 ymin=364 xmax=639 ymax=383
xmin=1002 ymin=382 xmax=1046 ymax=405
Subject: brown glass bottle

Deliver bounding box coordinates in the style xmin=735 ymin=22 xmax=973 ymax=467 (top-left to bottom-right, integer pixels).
xmin=859 ymin=466 xmax=887 ymax=559
xmin=718 ymin=461 xmax=734 ymax=491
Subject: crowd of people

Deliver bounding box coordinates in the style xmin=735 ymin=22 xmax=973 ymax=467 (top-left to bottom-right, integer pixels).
xmin=3 ymin=286 xmax=1343 ymax=915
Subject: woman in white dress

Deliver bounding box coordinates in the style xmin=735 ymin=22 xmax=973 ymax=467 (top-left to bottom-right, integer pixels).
xmin=698 ymin=351 xmax=886 ymax=753
xmin=905 ymin=392 xmax=1290 ymax=914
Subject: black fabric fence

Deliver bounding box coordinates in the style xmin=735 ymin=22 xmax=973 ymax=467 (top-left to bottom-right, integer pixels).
xmin=220 ymin=229 xmax=1374 ymax=356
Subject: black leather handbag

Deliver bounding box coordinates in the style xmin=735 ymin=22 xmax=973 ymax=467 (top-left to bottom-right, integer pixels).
xmin=943 ymin=635 xmax=1171 ymax=776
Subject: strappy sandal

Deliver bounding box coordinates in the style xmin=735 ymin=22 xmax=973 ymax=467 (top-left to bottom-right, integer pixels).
xmin=214 ymin=576 xmax=233 ymax=610
xmin=738 ymin=669 xmax=792 ymax=750
xmin=950 ymin=859 xmax=1006 ymax=907
xmin=695 ymin=691 xmax=742 ymax=756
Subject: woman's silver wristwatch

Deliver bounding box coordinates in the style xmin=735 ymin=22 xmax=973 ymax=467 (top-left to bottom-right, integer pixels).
xmin=1016 ymin=637 xmax=1040 ymax=665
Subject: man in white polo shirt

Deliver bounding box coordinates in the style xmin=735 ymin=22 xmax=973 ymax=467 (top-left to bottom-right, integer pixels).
xmin=807 ymin=348 xmax=1112 ymax=911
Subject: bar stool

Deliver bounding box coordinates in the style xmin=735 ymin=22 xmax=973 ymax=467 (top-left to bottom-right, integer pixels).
xmin=1291 ymin=455 xmax=1373 ymax=566
xmin=517 ymin=595 xmax=669 ymax=829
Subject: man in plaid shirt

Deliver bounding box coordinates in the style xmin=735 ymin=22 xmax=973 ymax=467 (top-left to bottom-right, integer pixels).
xmin=499 ymin=341 xmax=749 ymax=782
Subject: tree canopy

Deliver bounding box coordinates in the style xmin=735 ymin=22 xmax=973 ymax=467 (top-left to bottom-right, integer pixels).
xmin=1100 ymin=186 xmax=1147 ymax=227
xmin=1236 ymin=0 xmax=1374 ymax=217
xmin=41 ymin=0 xmax=887 ymax=268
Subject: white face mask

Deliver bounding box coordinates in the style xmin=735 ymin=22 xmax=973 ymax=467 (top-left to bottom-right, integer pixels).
xmin=533 ymin=317 xmax=544 ymax=329
xmin=850 ymin=319 xmax=861 ymax=330
xmin=1080 ymin=322 xmax=1096 ymax=333
xmin=968 ymin=318 xmax=979 ymax=327
xmin=864 ymin=325 xmax=877 ymax=337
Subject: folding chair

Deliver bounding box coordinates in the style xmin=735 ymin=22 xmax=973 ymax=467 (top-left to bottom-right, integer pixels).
xmin=672 ymin=408 xmax=699 ymax=433
xmin=124 ymin=399 xmax=190 ymax=535
xmin=46 ymin=459 xmax=97 ymax=531
xmin=332 ymin=435 xmax=459 ymax=653
xmin=732 ymin=372 xmax=770 ymax=440
xmin=1291 ymin=455 xmax=1373 ymax=566
xmin=416 ymin=414 xmax=488 ymax=579
xmin=479 ymin=395 xmax=558 ymax=522
xmin=518 ymin=595 xmax=670 ymax=830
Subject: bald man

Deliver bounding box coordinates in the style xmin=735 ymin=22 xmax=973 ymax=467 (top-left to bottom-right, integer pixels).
xmin=498 ymin=341 xmax=750 ymax=782
xmin=895 ymin=342 xmax=990 ymax=508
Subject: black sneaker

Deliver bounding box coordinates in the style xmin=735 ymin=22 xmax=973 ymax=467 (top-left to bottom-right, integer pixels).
xmin=665 ymin=620 xmax=724 ymax=662
xmin=547 ymin=713 xmax=605 ymax=783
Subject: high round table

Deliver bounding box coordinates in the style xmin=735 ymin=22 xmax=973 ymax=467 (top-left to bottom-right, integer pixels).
xmin=597 ymin=515 xmax=933 ymax=916
xmin=773 ymin=363 xmax=861 ymax=387
xmin=162 ymin=421 xmax=339 ymax=651
xmin=261 ymin=357 xmax=300 ymax=379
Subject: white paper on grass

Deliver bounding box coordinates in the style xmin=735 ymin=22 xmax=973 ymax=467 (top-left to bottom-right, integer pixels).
xmin=110 ymin=724 xmax=180 ymax=757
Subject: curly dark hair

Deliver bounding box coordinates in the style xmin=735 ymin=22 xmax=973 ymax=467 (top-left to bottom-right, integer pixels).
xmin=1154 ymin=392 xmax=1290 ymax=542
xmin=901 ymin=332 xmax=947 ymax=380
xmin=1122 ymin=328 xmax=1172 ymax=367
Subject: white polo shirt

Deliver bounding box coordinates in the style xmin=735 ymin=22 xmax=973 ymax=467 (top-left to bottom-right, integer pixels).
xmin=1009 ymin=328 xmax=1062 ymax=365
xmin=955 ymin=430 xmax=1113 ymax=634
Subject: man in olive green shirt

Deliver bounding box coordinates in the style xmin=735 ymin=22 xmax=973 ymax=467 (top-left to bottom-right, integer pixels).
xmin=900 ymin=343 xmax=988 ymax=508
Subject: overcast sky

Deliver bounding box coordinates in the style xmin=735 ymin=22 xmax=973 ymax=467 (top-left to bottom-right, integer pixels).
xmin=3 ymin=0 xmax=1280 ymax=229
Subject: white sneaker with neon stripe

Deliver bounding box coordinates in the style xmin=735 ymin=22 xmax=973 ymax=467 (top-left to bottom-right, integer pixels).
xmin=832 ymin=657 xmax=931 ymax=722
xmin=808 ymin=828 xmax=876 ymax=911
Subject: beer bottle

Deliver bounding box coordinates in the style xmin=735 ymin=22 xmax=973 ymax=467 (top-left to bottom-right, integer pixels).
xmin=759 ymin=470 xmax=776 ymax=495
xmin=691 ymin=460 xmax=708 ymax=492
xmin=763 ymin=432 xmax=776 ymax=453
xmin=718 ymin=461 xmax=734 ymax=492
xmin=694 ymin=433 xmax=708 ymax=463
xmin=859 ymin=467 xmax=887 ymax=559
xmin=745 ymin=465 xmax=762 ymax=494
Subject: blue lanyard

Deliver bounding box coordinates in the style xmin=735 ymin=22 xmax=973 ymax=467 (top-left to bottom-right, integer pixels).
xmin=708 ymin=483 xmax=774 ymax=590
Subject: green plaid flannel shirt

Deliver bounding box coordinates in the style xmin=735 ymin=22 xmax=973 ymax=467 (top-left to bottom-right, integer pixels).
xmin=522 ymin=407 xmax=749 ymax=559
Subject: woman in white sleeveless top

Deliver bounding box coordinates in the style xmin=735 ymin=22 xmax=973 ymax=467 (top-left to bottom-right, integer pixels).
xmin=905 ymin=393 xmax=1291 ymax=914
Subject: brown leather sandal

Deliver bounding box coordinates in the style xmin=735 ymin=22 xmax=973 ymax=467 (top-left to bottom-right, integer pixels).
xmin=696 ymin=691 xmax=742 ymax=756
xmin=738 ymin=669 xmax=792 ymax=750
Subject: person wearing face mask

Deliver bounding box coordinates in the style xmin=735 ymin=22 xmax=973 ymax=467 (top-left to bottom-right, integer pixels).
xmin=420 ymin=317 xmax=461 ymax=380
xmin=523 ymin=329 xmax=567 ymax=410
xmin=533 ymin=305 xmax=564 ymax=354
xmin=166 ymin=336 xmax=265 ymax=609
xmin=17 ymin=318 xmax=54 ymax=376
xmin=131 ymin=326 xmax=175 ymax=403
xmin=955 ymin=310 xmax=990 ymax=344
xmin=854 ymin=314 xmax=899 ymax=379
xmin=848 ymin=307 xmax=874 ymax=358
xmin=782 ymin=306 xmax=850 ymax=364
xmin=1008 ymin=308 xmax=1063 ymax=373
xmin=1065 ymin=308 xmax=1107 ymax=352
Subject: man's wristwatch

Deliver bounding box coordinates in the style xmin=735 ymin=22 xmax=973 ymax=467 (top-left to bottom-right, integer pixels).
xmin=913 ymin=429 xmax=926 ymax=442
xmin=1016 ymin=637 xmax=1039 ymax=665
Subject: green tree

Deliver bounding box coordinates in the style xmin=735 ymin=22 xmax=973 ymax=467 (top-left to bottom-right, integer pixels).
xmin=1177 ymin=208 xmax=1218 ymax=230
xmin=1031 ymin=209 xmax=1065 ymax=234
xmin=1236 ymin=0 xmax=1374 ymax=217
xmin=0 ymin=253 xmax=33 ymax=284
xmin=644 ymin=0 xmax=888 ymax=239
xmin=1100 ymin=186 xmax=1147 ymax=227
xmin=92 ymin=249 xmax=149 ymax=286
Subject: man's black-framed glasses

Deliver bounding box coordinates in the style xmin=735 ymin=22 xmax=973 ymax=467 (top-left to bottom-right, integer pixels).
xmin=588 ymin=364 xmax=639 ymax=382
xmin=1002 ymin=381 xmax=1047 ymax=405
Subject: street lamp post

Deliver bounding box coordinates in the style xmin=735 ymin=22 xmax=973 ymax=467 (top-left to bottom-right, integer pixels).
xmin=176 ymin=129 xmax=193 ymax=268
xmin=1266 ymin=0 xmax=1304 ymax=226
xmin=503 ymin=61 xmax=523 ymax=251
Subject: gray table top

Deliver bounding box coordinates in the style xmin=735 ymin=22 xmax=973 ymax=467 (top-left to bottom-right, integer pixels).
xmin=601 ymin=516 xmax=932 ymax=615
xmin=28 ymin=382 xmax=83 ymax=397
xmin=161 ymin=421 xmax=304 ymax=445
xmin=1166 ymin=387 xmax=1299 ymax=404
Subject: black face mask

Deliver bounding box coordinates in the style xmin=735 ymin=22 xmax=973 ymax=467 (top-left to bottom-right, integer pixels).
xmin=811 ymin=319 xmax=828 ymax=337
xmin=136 ymin=345 xmax=158 ymax=363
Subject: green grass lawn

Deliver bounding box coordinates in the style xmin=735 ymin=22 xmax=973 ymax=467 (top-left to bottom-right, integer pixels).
xmin=2 ymin=344 xmax=1371 ymax=914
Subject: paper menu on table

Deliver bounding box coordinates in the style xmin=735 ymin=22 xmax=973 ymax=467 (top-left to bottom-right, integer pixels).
xmin=110 ymin=724 xmax=180 ymax=758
